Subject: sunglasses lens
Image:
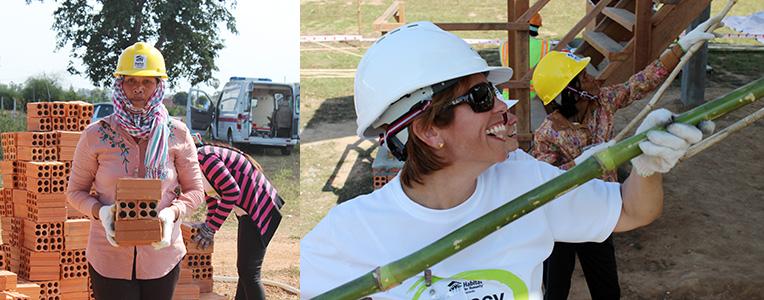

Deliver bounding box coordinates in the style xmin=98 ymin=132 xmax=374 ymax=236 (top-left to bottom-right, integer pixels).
xmin=468 ymin=83 xmax=495 ymax=113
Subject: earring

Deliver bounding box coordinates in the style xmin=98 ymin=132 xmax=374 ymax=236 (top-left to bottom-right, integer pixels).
xmin=437 ymin=142 xmax=445 ymax=149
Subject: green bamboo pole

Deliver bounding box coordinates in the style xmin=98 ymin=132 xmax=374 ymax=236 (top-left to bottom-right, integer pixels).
xmin=314 ymin=77 xmax=764 ymax=300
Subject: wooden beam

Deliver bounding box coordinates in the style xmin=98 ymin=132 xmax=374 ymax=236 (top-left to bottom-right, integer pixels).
xmin=372 ymin=1 xmax=405 ymax=33
xmin=509 ymin=0 xmax=531 ymax=149
xmin=516 ymin=0 xmax=552 ymax=23
xmin=553 ymin=0 xmax=614 ymax=51
xmin=602 ymin=7 xmax=635 ymax=31
xmin=498 ymin=80 xmax=531 ymax=89
xmin=604 ymin=0 xmax=711 ymax=85
xmin=584 ymin=31 xmax=628 ymax=61
xmin=633 ymin=0 xmax=652 ymax=72
xmin=433 ymin=22 xmax=528 ymax=31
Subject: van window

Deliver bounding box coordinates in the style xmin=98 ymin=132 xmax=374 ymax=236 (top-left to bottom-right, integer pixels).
xmin=219 ymin=86 xmax=240 ymax=112
xmin=97 ymin=105 xmax=114 ymax=118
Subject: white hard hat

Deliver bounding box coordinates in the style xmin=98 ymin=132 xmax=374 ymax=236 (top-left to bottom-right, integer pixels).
xmin=354 ymin=21 xmax=514 ymax=139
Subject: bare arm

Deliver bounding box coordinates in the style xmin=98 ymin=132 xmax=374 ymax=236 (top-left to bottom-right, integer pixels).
xmin=614 ymin=169 xmax=663 ymax=232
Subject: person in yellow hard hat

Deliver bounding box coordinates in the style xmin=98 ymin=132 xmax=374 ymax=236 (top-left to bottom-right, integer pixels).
xmin=530 ymin=16 xmax=720 ymax=300
xmin=66 ymin=41 xmax=204 ymax=299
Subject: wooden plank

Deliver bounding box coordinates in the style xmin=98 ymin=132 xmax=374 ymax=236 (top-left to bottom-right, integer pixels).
xmin=433 ymin=22 xmax=528 ymax=31
xmin=583 ymin=31 xmax=626 ymax=60
xmin=510 ymin=0 xmax=531 ymax=149
xmin=497 ymin=80 xmax=531 ymax=89
xmin=372 ymin=0 xmax=404 ymax=33
xmin=633 ymin=0 xmax=652 ymax=71
xmin=603 ymin=0 xmax=711 ymax=84
xmin=603 ymin=7 xmax=635 ymax=31
xmin=517 ymin=0 xmax=552 ymax=23
xmin=554 ymin=0 xmax=614 ymax=51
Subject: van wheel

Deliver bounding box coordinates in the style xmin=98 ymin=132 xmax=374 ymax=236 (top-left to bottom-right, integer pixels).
xmin=227 ymin=130 xmax=234 ymax=146
xmin=281 ymin=146 xmax=292 ymax=155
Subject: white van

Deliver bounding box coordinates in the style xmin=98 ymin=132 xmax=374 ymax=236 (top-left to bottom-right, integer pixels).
xmin=186 ymin=77 xmax=300 ymax=154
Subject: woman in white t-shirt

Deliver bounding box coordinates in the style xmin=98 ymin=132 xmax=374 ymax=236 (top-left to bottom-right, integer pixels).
xmin=300 ymin=21 xmax=706 ymax=300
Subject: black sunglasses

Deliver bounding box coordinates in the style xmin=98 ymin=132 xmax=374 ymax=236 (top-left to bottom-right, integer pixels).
xmin=445 ymin=82 xmax=502 ymax=113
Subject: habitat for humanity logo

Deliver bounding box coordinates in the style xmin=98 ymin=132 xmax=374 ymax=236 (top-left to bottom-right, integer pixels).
xmin=408 ymin=269 xmax=528 ymax=300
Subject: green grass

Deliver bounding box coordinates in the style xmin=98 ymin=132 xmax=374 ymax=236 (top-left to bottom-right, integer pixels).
xmin=300 ymin=78 xmax=355 ymax=130
xmin=301 ymin=44 xmax=363 ymax=69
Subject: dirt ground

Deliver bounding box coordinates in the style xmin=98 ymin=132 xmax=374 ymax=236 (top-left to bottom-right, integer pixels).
xmin=211 ymin=220 xmax=299 ymax=300
xmin=300 ymin=63 xmax=764 ymax=298
xmin=567 ymin=82 xmax=764 ymax=300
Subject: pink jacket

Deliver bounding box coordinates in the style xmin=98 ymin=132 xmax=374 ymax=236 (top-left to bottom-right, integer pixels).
xmin=65 ymin=115 xmax=204 ymax=280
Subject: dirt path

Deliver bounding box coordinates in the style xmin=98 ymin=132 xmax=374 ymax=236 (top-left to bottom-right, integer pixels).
xmin=212 ymin=220 xmax=300 ymax=300
xmin=563 ymin=85 xmax=764 ymax=299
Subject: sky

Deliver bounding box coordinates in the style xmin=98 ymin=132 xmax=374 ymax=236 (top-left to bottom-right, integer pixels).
xmin=0 ymin=1 xmax=299 ymax=95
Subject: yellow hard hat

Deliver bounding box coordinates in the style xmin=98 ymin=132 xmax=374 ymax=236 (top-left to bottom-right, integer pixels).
xmin=532 ymin=51 xmax=590 ymax=105
xmin=113 ymin=42 xmax=168 ymax=79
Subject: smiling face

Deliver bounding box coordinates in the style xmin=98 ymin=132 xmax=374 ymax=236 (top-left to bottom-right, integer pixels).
xmin=122 ymin=75 xmax=159 ymax=109
xmin=436 ymin=73 xmax=519 ymax=166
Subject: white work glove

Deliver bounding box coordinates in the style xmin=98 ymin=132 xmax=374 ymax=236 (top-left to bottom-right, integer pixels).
xmin=573 ymin=140 xmax=615 ymax=165
xmin=630 ymin=109 xmax=710 ymax=177
xmin=678 ymin=15 xmax=721 ymax=51
xmin=152 ymin=208 xmax=176 ymax=250
xmin=98 ymin=204 xmax=119 ymax=247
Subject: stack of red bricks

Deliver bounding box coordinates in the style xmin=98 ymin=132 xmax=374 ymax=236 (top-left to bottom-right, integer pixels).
xmin=173 ymin=222 xmax=216 ymax=300
xmin=0 ymin=101 xmax=95 ymax=300
xmin=371 ymin=145 xmax=404 ymax=189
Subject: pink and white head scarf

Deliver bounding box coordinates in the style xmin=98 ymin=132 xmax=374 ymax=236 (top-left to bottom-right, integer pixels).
xmin=112 ymin=77 xmax=170 ymax=179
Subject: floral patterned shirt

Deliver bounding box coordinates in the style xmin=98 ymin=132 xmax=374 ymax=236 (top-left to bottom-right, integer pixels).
xmin=531 ymin=60 xmax=670 ymax=182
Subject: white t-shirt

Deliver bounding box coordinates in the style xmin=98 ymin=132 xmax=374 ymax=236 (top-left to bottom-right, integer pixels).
xmin=300 ymin=150 xmax=622 ymax=299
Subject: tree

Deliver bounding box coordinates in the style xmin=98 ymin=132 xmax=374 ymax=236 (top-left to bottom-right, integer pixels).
xmin=21 ymin=75 xmax=64 ymax=106
xmin=173 ymin=91 xmax=188 ymax=106
xmin=31 ymin=0 xmax=238 ymax=87
xmin=61 ymin=86 xmax=81 ymax=101
xmin=0 ymin=83 xmax=22 ymax=110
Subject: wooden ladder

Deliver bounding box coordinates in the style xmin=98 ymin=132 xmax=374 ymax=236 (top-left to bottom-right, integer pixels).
xmin=575 ymin=0 xmax=711 ymax=85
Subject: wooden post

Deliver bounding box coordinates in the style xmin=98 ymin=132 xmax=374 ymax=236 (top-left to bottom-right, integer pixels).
xmin=633 ymin=0 xmax=652 ymax=72
xmin=681 ymin=5 xmax=710 ymax=107
xmin=509 ymin=0 xmax=531 ymax=149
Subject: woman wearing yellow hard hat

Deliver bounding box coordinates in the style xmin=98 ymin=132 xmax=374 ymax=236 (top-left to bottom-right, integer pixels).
xmin=531 ymin=16 xmax=721 ymax=300
xmin=66 ymin=42 xmax=205 ymax=299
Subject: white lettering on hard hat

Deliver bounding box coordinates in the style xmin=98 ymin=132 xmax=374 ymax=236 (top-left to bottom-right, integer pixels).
xmin=134 ymin=55 xmax=147 ymax=69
